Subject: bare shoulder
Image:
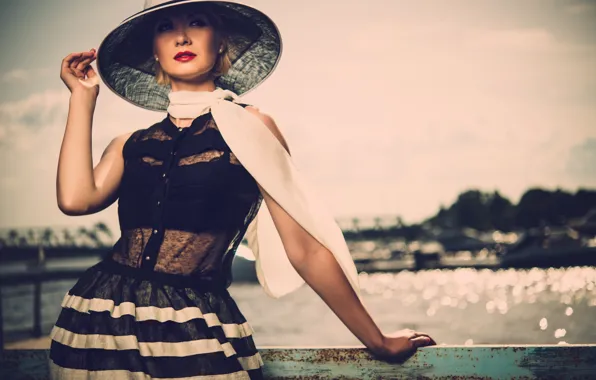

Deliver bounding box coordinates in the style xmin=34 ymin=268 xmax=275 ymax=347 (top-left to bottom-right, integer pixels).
xmin=245 ymin=106 xmax=290 ymax=154
xmin=114 ymin=131 xmax=135 ymax=144
xmin=101 ymin=131 xmax=135 ymax=158
xmin=245 ymin=105 xmax=275 ymax=126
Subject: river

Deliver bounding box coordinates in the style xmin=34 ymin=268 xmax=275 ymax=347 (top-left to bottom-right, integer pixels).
xmin=2 ymin=264 xmax=595 ymax=346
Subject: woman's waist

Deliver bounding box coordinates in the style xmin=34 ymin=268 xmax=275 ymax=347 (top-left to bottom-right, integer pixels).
xmin=111 ymin=227 xmax=237 ymax=260
xmin=95 ymin=254 xmax=231 ymax=292
xmin=117 ymin=203 xmax=252 ymax=230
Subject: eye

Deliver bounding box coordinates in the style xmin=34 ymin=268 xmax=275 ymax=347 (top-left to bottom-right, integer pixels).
xmin=190 ymin=18 xmax=208 ymax=27
xmin=156 ymin=21 xmax=172 ymax=33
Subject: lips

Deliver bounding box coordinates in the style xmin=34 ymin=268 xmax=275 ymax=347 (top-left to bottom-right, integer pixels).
xmin=174 ymin=51 xmax=196 ymax=60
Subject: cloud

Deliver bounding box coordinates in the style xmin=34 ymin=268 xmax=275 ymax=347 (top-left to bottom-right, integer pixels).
xmin=1 ymin=67 xmax=52 ymax=83
xmin=0 ymin=84 xmax=162 ymax=152
xmin=239 ymin=14 xmax=595 ymax=222
xmin=566 ymin=138 xmax=596 ymax=180
xmin=565 ymin=2 xmax=596 ymax=15
xmin=0 ymin=176 xmax=19 ymax=190
xmin=0 ymin=86 xmax=161 ymax=233
xmin=0 ymin=68 xmax=76 ymax=155
xmin=469 ymin=28 xmax=560 ymax=52
xmin=1 ymin=0 xmax=595 ymax=228
xmin=2 ymin=69 xmax=28 ymax=83
xmin=0 ymin=89 xmax=69 ymax=150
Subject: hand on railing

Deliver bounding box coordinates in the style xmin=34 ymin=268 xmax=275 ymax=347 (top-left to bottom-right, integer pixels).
xmin=369 ymin=328 xmax=437 ymax=362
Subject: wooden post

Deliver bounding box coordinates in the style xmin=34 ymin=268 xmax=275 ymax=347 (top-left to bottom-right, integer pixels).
xmin=31 ymin=245 xmax=46 ymax=338
xmin=32 ymin=280 xmax=42 ymax=337
xmin=38 ymin=244 xmax=45 ymax=266
xmin=0 ymin=286 xmax=4 ymax=350
xmin=0 ymin=267 xmax=88 ymax=345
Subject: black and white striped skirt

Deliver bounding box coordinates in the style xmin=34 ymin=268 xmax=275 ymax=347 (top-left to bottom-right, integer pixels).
xmin=48 ymin=257 xmax=264 ymax=379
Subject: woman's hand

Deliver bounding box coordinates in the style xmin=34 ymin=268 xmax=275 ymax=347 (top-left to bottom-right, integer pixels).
xmin=369 ymin=329 xmax=437 ymax=362
xmin=60 ymin=49 xmax=100 ymax=96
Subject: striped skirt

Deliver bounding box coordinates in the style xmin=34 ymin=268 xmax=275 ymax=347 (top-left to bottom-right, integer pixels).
xmin=48 ymin=257 xmax=264 ymax=379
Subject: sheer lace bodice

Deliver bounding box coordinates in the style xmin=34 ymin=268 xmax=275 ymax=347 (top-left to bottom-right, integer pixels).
xmin=108 ymin=102 xmax=262 ymax=284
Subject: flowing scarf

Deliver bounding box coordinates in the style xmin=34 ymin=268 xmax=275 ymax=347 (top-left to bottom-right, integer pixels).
xmin=167 ymin=87 xmax=362 ymax=301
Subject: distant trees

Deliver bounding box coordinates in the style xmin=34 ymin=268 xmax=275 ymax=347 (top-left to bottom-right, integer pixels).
xmin=40 ymin=227 xmax=59 ymax=246
xmin=488 ymin=191 xmax=515 ymax=231
xmin=428 ymin=188 xmax=596 ymax=232
xmin=453 ymin=190 xmax=493 ymax=231
xmin=341 ymin=187 xmax=596 ymax=242
xmin=7 ymin=230 xmax=19 ymax=245
xmin=0 ymin=222 xmax=114 ymax=248
xmin=3 ymin=188 xmax=595 ymax=247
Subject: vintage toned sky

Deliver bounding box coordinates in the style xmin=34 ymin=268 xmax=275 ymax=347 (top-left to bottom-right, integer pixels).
xmin=0 ymin=0 xmax=594 ymax=234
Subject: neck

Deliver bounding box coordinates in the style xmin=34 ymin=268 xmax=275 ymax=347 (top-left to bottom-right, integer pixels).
xmin=170 ymin=77 xmax=217 ymax=92
xmin=169 ymin=115 xmax=193 ymax=128
xmin=166 ymin=85 xmax=236 ymax=128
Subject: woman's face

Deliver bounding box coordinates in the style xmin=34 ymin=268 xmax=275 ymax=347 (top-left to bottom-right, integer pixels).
xmin=152 ymin=9 xmax=222 ymax=83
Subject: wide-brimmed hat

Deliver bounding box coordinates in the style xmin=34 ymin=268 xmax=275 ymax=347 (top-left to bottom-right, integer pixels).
xmin=96 ymin=0 xmax=282 ymax=112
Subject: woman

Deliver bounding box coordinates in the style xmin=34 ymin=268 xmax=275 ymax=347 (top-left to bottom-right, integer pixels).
xmin=50 ymin=0 xmax=435 ymax=378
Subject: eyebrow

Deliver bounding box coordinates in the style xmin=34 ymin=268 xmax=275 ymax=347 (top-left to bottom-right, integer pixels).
xmin=156 ymin=12 xmax=207 ymax=22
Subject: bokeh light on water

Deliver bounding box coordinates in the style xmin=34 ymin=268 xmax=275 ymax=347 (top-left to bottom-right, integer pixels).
xmin=3 ymin=266 xmax=595 ymax=347
xmin=229 ymin=266 xmax=596 ymax=347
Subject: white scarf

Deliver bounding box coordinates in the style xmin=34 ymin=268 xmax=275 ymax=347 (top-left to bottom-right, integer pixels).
xmin=167 ymin=88 xmax=362 ymax=301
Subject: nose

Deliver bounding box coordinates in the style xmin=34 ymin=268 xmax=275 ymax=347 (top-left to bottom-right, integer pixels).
xmin=176 ymin=35 xmax=190 ymax=46
xmin=175 ymin=27 xmax=191 ymax=46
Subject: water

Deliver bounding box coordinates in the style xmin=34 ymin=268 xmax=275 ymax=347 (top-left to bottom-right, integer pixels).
xmin=2 ymin=266 xmax=595 ymax=346
xmin=0 ymin=257 xmax=102 ymax=274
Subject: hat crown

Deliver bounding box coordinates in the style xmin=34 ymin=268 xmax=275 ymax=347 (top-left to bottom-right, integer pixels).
xmin=143 ymin=0 xmax=247 ymax=10
xmin=143 ymin=0 xmax=169 ymax=9
xmin=98 ymin=0 xmax=281 ymax=111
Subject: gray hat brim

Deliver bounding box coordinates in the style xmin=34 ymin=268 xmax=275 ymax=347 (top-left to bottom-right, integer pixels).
xmin=96 ymin=0 xmax=282 ymax=112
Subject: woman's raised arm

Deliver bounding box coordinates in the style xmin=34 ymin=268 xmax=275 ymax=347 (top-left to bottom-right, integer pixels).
xmin=245 ymin=106 xmax=436 ymax=361
xmin=56 ymin=49 xmax=132 ymax=216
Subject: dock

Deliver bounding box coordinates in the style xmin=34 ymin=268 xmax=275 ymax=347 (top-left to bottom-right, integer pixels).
xmin=1 ymin=345 xmax=595 ymax=379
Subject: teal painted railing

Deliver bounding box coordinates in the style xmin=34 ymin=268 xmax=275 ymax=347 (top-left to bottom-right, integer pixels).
xmin=1 ymin=345 xmax=595 ymax=379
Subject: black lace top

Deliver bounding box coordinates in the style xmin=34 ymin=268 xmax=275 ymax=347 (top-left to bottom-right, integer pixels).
xmin=107 ymin=102 xmax=263 ymax=285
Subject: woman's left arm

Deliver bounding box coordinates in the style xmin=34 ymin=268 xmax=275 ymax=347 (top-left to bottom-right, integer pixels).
xmin=244 ymin=107 xmax=386 ymax=353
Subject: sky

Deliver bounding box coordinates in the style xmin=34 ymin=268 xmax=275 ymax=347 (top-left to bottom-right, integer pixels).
xmin=0 ymin=0 xmax=595 ymax=236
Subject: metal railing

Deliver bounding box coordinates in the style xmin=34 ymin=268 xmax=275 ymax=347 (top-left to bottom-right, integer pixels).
xmin=1 ymin=345 xmax=595 ymax=379
xmin=0 ymin=267 xmax=89 ymax=349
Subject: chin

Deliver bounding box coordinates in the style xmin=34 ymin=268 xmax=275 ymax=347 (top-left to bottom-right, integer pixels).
xmin=169 ymin=70 xmax=211 ymax=81
xmin=170 ymin=65 xmax=213 ymax=77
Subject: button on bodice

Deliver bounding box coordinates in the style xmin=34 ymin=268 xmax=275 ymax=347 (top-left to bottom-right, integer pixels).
xmin=110 ymin=104 xmax=262 ymax=283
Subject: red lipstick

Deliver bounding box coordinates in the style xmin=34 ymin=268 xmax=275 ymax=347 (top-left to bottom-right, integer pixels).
xmin=174 ymin=50 xmax=196 ymax=61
